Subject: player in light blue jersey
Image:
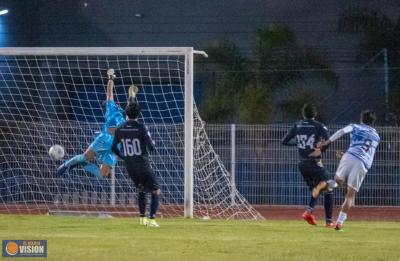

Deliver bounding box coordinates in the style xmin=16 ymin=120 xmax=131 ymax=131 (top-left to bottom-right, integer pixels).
xmin=318 ymin=110 xmax=380 ymax=230
xmin=57 ymin=68 xmax=125 ymax=178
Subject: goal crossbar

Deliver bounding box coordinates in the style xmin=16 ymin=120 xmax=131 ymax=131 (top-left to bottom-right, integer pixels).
xmin=0 ymin=47 xmax=195 ymax=56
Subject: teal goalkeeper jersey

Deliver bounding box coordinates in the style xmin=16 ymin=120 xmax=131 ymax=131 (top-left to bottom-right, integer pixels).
xmin=102 ymin=100 xmax=125 ymax=134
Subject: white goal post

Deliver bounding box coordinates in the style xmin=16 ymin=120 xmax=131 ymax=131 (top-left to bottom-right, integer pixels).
xmin=0 ymin=47 xmax=262 ymax=220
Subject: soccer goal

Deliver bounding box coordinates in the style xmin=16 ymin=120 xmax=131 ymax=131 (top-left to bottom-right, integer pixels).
xmin=0 ymin=47 xmax=263 ymax=219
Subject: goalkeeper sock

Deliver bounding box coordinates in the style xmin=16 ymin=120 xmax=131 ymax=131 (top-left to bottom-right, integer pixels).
xmin=82 ymin=163 xmax=102 ymax=179
xmin=150 ymin=193 xmax=159 ymax=219
xmin=138 ymin=192 xmax=146 ymax=217
xmin=324 ymin=191 xmax=333 ymax=223
xmin=64 ymin=154 xmax=87 ymax=168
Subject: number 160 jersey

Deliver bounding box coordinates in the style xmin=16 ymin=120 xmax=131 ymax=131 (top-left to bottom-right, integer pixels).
xmin=113 ymin=119 xmax=155 ymax=170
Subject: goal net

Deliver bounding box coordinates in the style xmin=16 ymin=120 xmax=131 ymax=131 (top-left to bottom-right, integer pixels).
xmin=0 ymin=47 xmax=262 ymax=219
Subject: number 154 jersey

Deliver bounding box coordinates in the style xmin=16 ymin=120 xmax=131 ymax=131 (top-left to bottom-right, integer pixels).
xmin=281 ymin=119 xmax=330 ymax=160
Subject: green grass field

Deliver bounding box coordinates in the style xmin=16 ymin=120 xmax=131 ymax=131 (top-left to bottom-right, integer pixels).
xmin=0 ymin=215 xmax=399 ymax=261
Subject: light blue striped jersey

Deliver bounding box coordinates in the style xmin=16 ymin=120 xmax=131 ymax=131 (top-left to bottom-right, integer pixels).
xmin=347 ymin=124 xmax=380 ymax=169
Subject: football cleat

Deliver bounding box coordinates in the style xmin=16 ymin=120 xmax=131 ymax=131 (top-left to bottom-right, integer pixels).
xmin=327 ymin=179 xmax=338 ymax=189
xmin=57 ymin=162 xmax=80 ymax=176
xmin=146 ymin=219 xmax=160 ymax=228
xmin=129 ymin=84 xmax=139 ymax=98
xmin=325 ymin=221 xmax=336 ymax=228
xmin=57 ymin=163 xmax=69 ymax=176
xmin=302 ymin=211 xmax=317 ymax=226
xmin=139 ymin=217 xmax=148 ymax=226
xmin=335 ymin=224 xmax=343 ymax=231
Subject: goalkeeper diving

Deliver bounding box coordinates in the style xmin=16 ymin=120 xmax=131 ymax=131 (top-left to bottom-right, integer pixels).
xmin=57 ymin=69 xmax=136 ymax=178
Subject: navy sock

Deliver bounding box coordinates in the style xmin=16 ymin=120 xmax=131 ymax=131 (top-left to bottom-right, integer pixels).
xmin=150 ymin=193 xmax=159 ymax=219
xmin=308 ymin=196 xmax=318 ymax=212
xmin=138 ymin=192 xmax=146 ymax=217
xmin=324 ymin=191 xmax=333 ymax=223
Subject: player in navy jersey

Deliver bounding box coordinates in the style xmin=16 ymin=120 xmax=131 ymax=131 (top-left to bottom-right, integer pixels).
xmin=57 ymin=69 xmax=125 ymax=178
xmin=111 ymin=101 xmax=161 ymax=227
xmin=318 ymin=110 xmax=380 ymax=231
xmin=282 ymin=103 xmax=337 ymax=227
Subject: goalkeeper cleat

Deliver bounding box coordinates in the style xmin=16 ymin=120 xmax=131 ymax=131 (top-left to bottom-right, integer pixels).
xmin=129 ymin=84 xmax=138 ymax=98
xmin=57 ymin=161 xmax=81 ymax=176
xmin=146 ymin=219 xmax=160 ymax=228
xmin=57 ymin=163 xmax=69 ymax=176
xmin=139 ymin=217 xmax=148 ymax=226
xmin=302 ymin=211 xmax=317 ymax=226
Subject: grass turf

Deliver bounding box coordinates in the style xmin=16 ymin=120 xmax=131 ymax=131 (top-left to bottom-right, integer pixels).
xmin=0 ymin=215 xmax=399 ymax=261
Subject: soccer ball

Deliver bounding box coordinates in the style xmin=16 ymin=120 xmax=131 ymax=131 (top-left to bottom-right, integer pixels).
xmin=49 ymin=145 xmax=65 ymax=160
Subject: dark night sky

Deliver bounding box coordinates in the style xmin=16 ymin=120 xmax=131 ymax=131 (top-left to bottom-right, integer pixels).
xmin=1 ymin=0 xmax=399 ymax=50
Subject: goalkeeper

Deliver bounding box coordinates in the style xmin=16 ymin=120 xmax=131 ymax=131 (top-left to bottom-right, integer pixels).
xmin=57 ymin=68 xmax=126 ymax=178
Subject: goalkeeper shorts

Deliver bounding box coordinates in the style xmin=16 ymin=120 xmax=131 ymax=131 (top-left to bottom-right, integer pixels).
xmin=90 ymin=133 xmax=117 ymax=168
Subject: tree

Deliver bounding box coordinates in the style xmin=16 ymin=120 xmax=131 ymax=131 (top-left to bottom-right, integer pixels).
xmin=273 ymin=78 xmax=335 ymax=122
xmin=238 ymin=84 xmax=272 ymax=124
xmin=201 ymin=40 xmax=250 ymax=123
xmin=254 ymin=24 xmax=336 ymax=122
xmin=200 ymin=24 xmax=337 ymax=123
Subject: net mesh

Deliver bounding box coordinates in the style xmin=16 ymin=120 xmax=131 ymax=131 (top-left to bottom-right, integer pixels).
xmin=0 ymin=50 xmax=262 ymax=219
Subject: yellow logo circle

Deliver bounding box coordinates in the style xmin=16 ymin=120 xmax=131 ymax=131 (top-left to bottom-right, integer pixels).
xmin=5 ymin=241 xmax=18 ymax=256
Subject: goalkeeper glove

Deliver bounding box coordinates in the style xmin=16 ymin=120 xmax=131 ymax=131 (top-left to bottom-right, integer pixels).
xmin=107 ymin=68 xmax=116 ymax=80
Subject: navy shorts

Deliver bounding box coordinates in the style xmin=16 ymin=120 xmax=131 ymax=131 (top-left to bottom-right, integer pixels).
xmin=298 ymin=160 xmax=330 ymax=190
xmin=127 ymin=167 xmax=160 ymax=192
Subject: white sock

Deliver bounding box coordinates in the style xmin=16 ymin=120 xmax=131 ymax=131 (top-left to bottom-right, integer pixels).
xmin=336 ymin=211 xmax=347 ymax=225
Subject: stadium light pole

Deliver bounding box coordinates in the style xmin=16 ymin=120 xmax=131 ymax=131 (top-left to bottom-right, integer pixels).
xmin=0 ymin=9 xmax=8 ymax=46
xmin=0 ymin=10 xmax=9 ymax=16
xmin=383 ymin=48 xmax=389 ymax=123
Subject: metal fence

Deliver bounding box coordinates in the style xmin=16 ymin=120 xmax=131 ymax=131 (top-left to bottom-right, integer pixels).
xmin=1 ymin=122 xmax=400 ymax=207
xmin=206 ymin=124 xmax=400 ymax=206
